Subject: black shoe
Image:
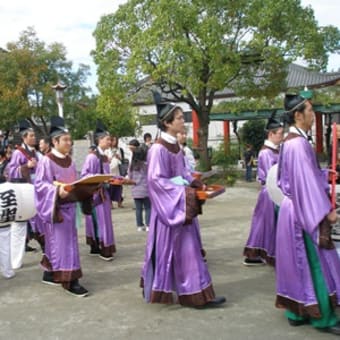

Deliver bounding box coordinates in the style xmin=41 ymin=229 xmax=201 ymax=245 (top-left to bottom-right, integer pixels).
xmin=243 ymin=258 xmax=264 ymax=266
xmin=42 ymin=271 xmax=60 ymax=287
xmin=65 ymin=280 xmax=88 ymax=297
xmin=319 ymin=322 xmax=340 ymax=335
xmin=25 ymin=245 xmax=37 ymax=252
xmin=89 ymin=246 xmax=100 ymax=256
xmin=195 ymin=296 xmax=226 ymax=309
xmin=288 ymin=318 xmax=309 ymax=327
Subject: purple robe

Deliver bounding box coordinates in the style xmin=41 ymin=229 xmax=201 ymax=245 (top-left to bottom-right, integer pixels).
xmin=81 ymin=152 xmax=116 ymax=256
xmin=34 ymin=153 xmax=82 ymax=283
xmin=244 ymin=145 xmax=279 ymax=264
xmin=141 ymin=139 xmax=215 ymax=306
xmin=276 ymin=134 xmax=340 ymax=317
xmin=7 ymin=147 xmax=44 ymax=244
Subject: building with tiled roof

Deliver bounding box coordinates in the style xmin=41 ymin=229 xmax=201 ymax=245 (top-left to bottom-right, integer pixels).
xmin=134 ymin=63 xmax=340 ymax=153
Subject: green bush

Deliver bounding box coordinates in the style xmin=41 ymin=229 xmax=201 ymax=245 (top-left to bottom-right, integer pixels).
xmin=239 ymin=120 xmax=266 ymax=154
xmin=211 ymin=142 xmax=240 ymax=170
xmin=204 ymin=171 xmax=239 ymax=187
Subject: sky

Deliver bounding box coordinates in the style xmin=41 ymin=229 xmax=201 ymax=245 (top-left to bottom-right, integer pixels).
xmin=0 ymin=0 xmax=339 ymax=93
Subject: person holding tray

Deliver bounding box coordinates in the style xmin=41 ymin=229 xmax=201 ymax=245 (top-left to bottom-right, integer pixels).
xmin=243 ymin=112 xmax=283 ymax=266
xmin=34 ymin=116 xmax=88 ymax=297
xmin=81 ymin=121 xmax=116 ymax=261
xmin=140 ymin=91 xmax=226 ymax=308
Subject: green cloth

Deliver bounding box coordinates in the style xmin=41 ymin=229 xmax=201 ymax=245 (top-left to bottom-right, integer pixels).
xmin=75 ymin=203 xmax=82 ymax=229
xmin=285 ymin=232 xmax=338 ymax=329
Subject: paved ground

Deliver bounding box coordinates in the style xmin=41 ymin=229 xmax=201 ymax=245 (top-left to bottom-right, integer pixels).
xmin=0 ymin=181 xmax=335 ymax=339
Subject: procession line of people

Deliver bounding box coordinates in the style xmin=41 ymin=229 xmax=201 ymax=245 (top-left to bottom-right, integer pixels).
xmin=243 ymin=94 xmax=340 ymax=335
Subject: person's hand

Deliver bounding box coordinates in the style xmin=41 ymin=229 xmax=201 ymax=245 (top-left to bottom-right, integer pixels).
xmin=328 ymin=169 xmax=339 ymax=181
xmin=58 ymin=185 xmax=69 ymax=199
xmin=327 ymin=209 xmax=338 ymax=224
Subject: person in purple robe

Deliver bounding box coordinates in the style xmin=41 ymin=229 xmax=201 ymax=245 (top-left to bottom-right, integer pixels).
xmin=7 ymin=119 xmax=42 ymax=270
xmin=35 ymin=116 xmax=88 ymax=297
xmin=243 ymin=113 xmax=283 ymax=266
xmin=81 ymin=120 xmax=116 ymax=261
xmin=140 ymin=91 xmax=226 ymax=308
xmin=275 ymin=94 xmax=340 ymax=335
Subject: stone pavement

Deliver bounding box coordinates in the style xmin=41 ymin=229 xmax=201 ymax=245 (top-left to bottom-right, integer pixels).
xmin=0 ymin=181 xmax=334 ymax=340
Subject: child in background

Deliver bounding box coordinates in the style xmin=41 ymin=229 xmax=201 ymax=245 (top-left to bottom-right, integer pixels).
xmin=128 ymin=139 xmax=150 ymax=232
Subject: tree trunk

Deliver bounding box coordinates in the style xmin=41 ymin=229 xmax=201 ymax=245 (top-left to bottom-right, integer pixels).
xmin=197 ymin=109 xmax=211 ymax=171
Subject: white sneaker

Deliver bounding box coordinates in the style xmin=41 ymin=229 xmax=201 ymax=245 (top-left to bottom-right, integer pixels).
xmin=3 ymin=271 xmax=16 ymax=279
xmin=145 ymin=226 xmax=149 ymax=232
xmin=137 ymin=227 xmax=144 ymax=232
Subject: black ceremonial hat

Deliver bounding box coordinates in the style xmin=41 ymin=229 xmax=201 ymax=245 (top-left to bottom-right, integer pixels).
xmin=284 ymin=94 xmax=307 ymax=112
xmin=94 ymin=119 xmax=110 ymax=139
xmin=152 ymin=91 xmax=178 ymax=122
xmin=18 ymin=119 xmax=33 ymax=136
xmin=265 ymin=111 xmax=282 ymax=131
xmin=49 ymin=116 xmax=69 ymax=138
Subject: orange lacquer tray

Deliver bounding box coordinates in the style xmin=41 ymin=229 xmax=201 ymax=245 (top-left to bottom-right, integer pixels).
xmin=196 ymin=184 xmax=225 ymax=200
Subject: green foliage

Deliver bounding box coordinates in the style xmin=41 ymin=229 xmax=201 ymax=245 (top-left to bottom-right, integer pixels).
xmin=204 ymin=172 xmax=239 ymax=187
xmin=138 ymin=114 xmax=156 ymax=126
xmin=0 ymin=27 xmax=92 ymax=135
xmin=311 ymin=86 xmax=340 ymax=106
xmin=93 ymin=0 xmax=340 ymax=169
xmin=239 ymin=120 xmax=266 ymax=154
xmin=211 ymin=142 xmax=240 ymax=171
xmin=213 ymin=96 xmax=283 ymax=115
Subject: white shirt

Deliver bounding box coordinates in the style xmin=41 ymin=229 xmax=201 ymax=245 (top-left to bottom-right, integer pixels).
xmin=264 ymin=139 xmax=279 ymax=150
xmin=97 ymin=146 xmax=104 ymax=155
xmin=51 ymin=148 xmax=66 ymax=159
xmin=289 ymin=126 xmax=308 ymax=139
xmin=160 ymin=131 xmax=177 ymax=144
xmin=22 ymin=143 xmax=35 ymax=152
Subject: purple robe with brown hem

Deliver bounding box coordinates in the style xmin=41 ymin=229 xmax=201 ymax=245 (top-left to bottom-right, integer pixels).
xmin=275 ymin=133 xmax=340 ymax=318
xmin=141 ymin=139 xmax=216 ymax=307
xmin=244 ymin=145 xmax=279 ymax=265
xmin=34 ymin=153 xmax=82 ymax=285
xmin=81 ymin=152 xmax=116 ymax=257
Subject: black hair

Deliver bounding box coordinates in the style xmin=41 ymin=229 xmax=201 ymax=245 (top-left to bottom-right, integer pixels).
xmin=143 ymin=133 xmax=152 ymax=142
xmin=157 ymin=107 xmax=182 ymax=131
xmin=264 ymin=126 xmax=283 ymax=139
xmin=129 ymin=139 xmax=140 ymax=147
xmin=130 ymin=147 xmax=147 ymax=171
xmin=40 ymin=137 xmax=50 ymax=144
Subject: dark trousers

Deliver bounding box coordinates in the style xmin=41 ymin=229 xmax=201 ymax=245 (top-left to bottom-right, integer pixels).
xmin=245 ymin=165 xmax=253 ymax=181
xmin=134 ymin=197 xmax=151 ymax=227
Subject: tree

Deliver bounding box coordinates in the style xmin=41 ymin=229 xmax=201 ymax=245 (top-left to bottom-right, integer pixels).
xmin=93 ymin=0 xmax=340 ymax=170
xmin=0 ymin=27 xmax=92 ymax=136
xmin=240 ymin=119 xmax=266 ymax=155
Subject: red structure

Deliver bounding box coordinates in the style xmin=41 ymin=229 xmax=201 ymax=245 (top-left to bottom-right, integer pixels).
xmin=192 ymin=110 xmax=200 ymax=147
xmin=223 ymin=121 xmax=230 ymax=153
xmin=315 ymin=112 xmax=323 ymax=154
